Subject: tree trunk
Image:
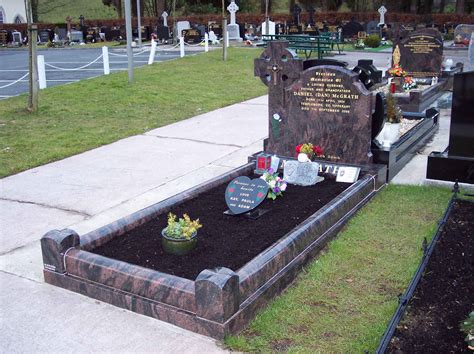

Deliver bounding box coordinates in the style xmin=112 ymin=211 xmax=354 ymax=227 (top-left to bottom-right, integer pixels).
xmin=31 ymin=0 xmax=39 ymax=22
xmin=456 ymin=0 xmax=465 ymax=14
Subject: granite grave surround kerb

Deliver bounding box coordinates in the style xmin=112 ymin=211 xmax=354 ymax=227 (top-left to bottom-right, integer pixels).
xmin=41 ymin=160 xmax=386 ymax=339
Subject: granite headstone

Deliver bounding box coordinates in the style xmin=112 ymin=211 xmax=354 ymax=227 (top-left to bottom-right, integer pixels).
xmin=255 ymin=41 xmax=373 ymax=165
xmin=394 ymin=28 xmax=443 ymax=77
xmin=453 ymin=24 xmax=474 ymax=46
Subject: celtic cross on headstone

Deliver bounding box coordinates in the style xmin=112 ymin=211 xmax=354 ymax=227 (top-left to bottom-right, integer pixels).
xmin=227 ymin=1 xmax=239 ymax=25
xmin=378 ymin=6 xmax=387 ymax=25
xmin=254 ymin=41 xmax=303 ymax=88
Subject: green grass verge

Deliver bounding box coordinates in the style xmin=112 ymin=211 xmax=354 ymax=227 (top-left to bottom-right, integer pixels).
xmin=0 ymin=48 xmax=266 ymax=177
xmin=225 ymin=185 xmax=451 ymax=352
xmin=38 ymin=0 xmax=117 ymax=23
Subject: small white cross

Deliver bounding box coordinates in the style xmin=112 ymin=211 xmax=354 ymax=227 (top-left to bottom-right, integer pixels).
xmin=162 ymin=11 xmax=168 ymax=27
xmin=227 ymin=1 xmax=239 ymax=25
xmin=378 ymin=6 xmax=387 ymax=25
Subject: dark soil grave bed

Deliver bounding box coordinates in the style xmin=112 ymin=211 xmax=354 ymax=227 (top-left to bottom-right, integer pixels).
xmin=388 ymin=199 xmax=474 ymax=353
xmin=93 ymin=173 xmax=352 ymax=280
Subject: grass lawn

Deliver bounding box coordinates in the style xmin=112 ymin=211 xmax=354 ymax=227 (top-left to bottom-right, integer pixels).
xmin=0 ymin=47 xmax=266 ymax=178
xmin=342 ymin=44 xmax=393 ymax=52
xmin=225 ymin=185 xmax=452 ymax=352
xmin=38 ymin=0 xmax=117 ymax=23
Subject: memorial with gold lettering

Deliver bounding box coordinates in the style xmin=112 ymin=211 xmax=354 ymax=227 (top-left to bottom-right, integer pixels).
xmin=255 ymin=41 xmax=373 ymax=165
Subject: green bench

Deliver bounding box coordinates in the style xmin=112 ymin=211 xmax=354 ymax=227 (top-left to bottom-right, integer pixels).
xmin=262 ymin=33 xmax=343 ymax=59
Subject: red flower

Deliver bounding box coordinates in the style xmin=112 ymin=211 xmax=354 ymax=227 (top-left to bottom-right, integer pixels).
xmin=313 ymin=145 xmax=324 ymax=157
xmin=295 ymin=144 xmax=302 ymax=154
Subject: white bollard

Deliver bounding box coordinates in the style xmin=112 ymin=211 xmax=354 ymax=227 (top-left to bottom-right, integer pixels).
xmin=148 ymin=39 xmax=157 ymax=65
xmin=180 ymin=37 xmax=185 ymax=58
xmin=226 ymin=31 xmax=229 ymax=48
xmin=205 ymin=33 xmax=209 ymax=52
xmin=37 ymin=55 xmax=47 ymax=89
xmin=102 ymin=46 xmax=110 ymax=75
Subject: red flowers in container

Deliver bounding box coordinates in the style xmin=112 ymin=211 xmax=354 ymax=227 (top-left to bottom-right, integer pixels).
xmin=295 ymin=143 xmax=324 ymax=160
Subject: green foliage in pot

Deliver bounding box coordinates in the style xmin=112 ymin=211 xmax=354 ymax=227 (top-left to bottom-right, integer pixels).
xmin=163 ymin=213 xmax=202 ymax=240
xmin=386 ymin=92 xmax=402 ymax=124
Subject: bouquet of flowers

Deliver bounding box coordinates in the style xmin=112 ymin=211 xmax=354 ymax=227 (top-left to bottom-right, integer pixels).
xmin=260 ymin=168 xmax=287 ymax=200
xmin=403 ymin=76 xmax=417 ymax=91
xmin=388 ymin=64 xmax=406 ymax=77
xmin=295 ymin=143 xmax=324 ymax=160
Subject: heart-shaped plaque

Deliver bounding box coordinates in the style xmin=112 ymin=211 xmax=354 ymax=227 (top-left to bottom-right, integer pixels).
xmin=225 ymin=176 xmax=268 ymax=215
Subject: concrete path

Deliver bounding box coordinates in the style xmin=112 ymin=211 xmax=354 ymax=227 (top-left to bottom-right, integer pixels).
xmin=0 ymin=49 xmax=469 ymax=352
xmin=0 ymin=96 xmax=267 ymax=352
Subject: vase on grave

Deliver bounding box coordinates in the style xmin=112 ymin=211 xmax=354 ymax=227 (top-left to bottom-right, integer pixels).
xmin=391 ymin=77 xmax=404 ymax=92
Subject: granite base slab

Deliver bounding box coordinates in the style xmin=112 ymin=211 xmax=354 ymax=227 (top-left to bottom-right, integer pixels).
xmin=372 ymin=108 xmax=440 ymax=181
xmin=41 ymin=161 xmax=386 ymax=339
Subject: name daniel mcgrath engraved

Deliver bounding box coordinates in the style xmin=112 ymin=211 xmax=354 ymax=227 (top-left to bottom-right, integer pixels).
xmin=293 ymin=71 xmax=359 ymax=114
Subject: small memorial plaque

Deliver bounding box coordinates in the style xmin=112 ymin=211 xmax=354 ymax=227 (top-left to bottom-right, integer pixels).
xmin=336 ymin=166 xmax=360 ymax=183
xmin=225 ymin=176 xmax=268 ymax=215
xmin=283 ymin=161 xmax=323 ymax=186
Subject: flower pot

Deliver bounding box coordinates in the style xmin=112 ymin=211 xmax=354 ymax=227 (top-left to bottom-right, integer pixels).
xmin=161 ymin=229 xmax=198 ymax=256
xmin=383 ymin=122 xmax=400 ymax=147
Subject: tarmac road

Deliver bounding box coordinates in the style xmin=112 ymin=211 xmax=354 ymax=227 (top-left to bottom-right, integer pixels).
xmin=0 ymin=45 xmax=184 ymax=99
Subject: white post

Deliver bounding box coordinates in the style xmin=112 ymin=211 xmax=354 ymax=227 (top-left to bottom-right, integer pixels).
xmin=102 ymin=46 xmax=110 ymax=75
xmin=180 ymin=36 xmax=185 ymax=57
xmin=148 ymin=39 xmax=157 ymax=64
xmin=205 ymin=33 xmax=209 ymax=52
xmin=37 ymin=55 xmax=47 ymax=89
xmin=226 ymin=31 xmax=229 ymax=48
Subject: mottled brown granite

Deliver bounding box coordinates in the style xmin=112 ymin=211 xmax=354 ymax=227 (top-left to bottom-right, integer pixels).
xmin=195 ymin=267 xmax=240 ymax=323
xmin=41 ymin=229 xmax=79 ymax=273
xmin=41 ymin=161 xmax=386 ymax=339
xmin=255 ymin=42 xmax=373 ymax=165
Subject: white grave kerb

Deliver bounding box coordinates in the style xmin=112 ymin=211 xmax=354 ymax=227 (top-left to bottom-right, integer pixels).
xmin=162 ymin=11 xmax=168 ymax=27
xmin=227 ymin=1 xmax=239 ymax=25
xmin=378 ymin=6 xmax=387 ymax=25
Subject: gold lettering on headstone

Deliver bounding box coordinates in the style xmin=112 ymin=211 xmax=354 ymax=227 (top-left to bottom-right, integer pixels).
xmin=405 ymin=35 xmax=441 ymax=54
xmin=295 ymin=71 xmax=359 ymax=114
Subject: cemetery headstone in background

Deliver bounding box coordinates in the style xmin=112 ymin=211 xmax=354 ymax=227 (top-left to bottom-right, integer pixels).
xmin=0 ymin=30 xmax=8 ymax=45
xmin=453 ymin=24 xmax=474 ymax=46
xmin=394 ymin=28 xmax=443 ymax=77
xmin=255 ymin=41 xmax=373 ymax=165
xmin=427 ymin=71 xmax=474 ymax=183
xmin=208 ymin=22 xmax=222 ymax=37
xmin=262 ymin=20 xmax=276 ymax=36
xmin=227 ymin=0 xmax=242 ymax=41
xmin=182 ymin=28 xmax=201 ymax=43
xmin=176 ymin=21 xmax=191 ymax=40
xmin=342 ymin=18 xmax=364 ymax=39
xmin=291 ymin=4 xmax=302 ymax=25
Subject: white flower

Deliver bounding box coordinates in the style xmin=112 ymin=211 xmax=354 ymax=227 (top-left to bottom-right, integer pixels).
xmin=269 ymin=180 xmax=276 ymax=188
xmin=280 ymin=182 xmax=287 ymax=191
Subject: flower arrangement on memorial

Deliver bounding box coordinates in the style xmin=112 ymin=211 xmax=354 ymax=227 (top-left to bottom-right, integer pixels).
xmin=260 ymin=168 xmax=287 ymax=200
xmin=403 ymin=76 xmax=417 ymax=91
xmin=163 ymin=213 xmax=202 ymax=240
xmin=388 ymin=64 xmax=406 ymax=77
xmin=295 ymin=143 xmax=324 ymax=160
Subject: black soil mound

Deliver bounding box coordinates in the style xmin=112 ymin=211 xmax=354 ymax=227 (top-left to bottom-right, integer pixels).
xmin=388 ymin=199 xmax=474 ymax=353
xmin=93 ymin=174 xmax=352 ymax=280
